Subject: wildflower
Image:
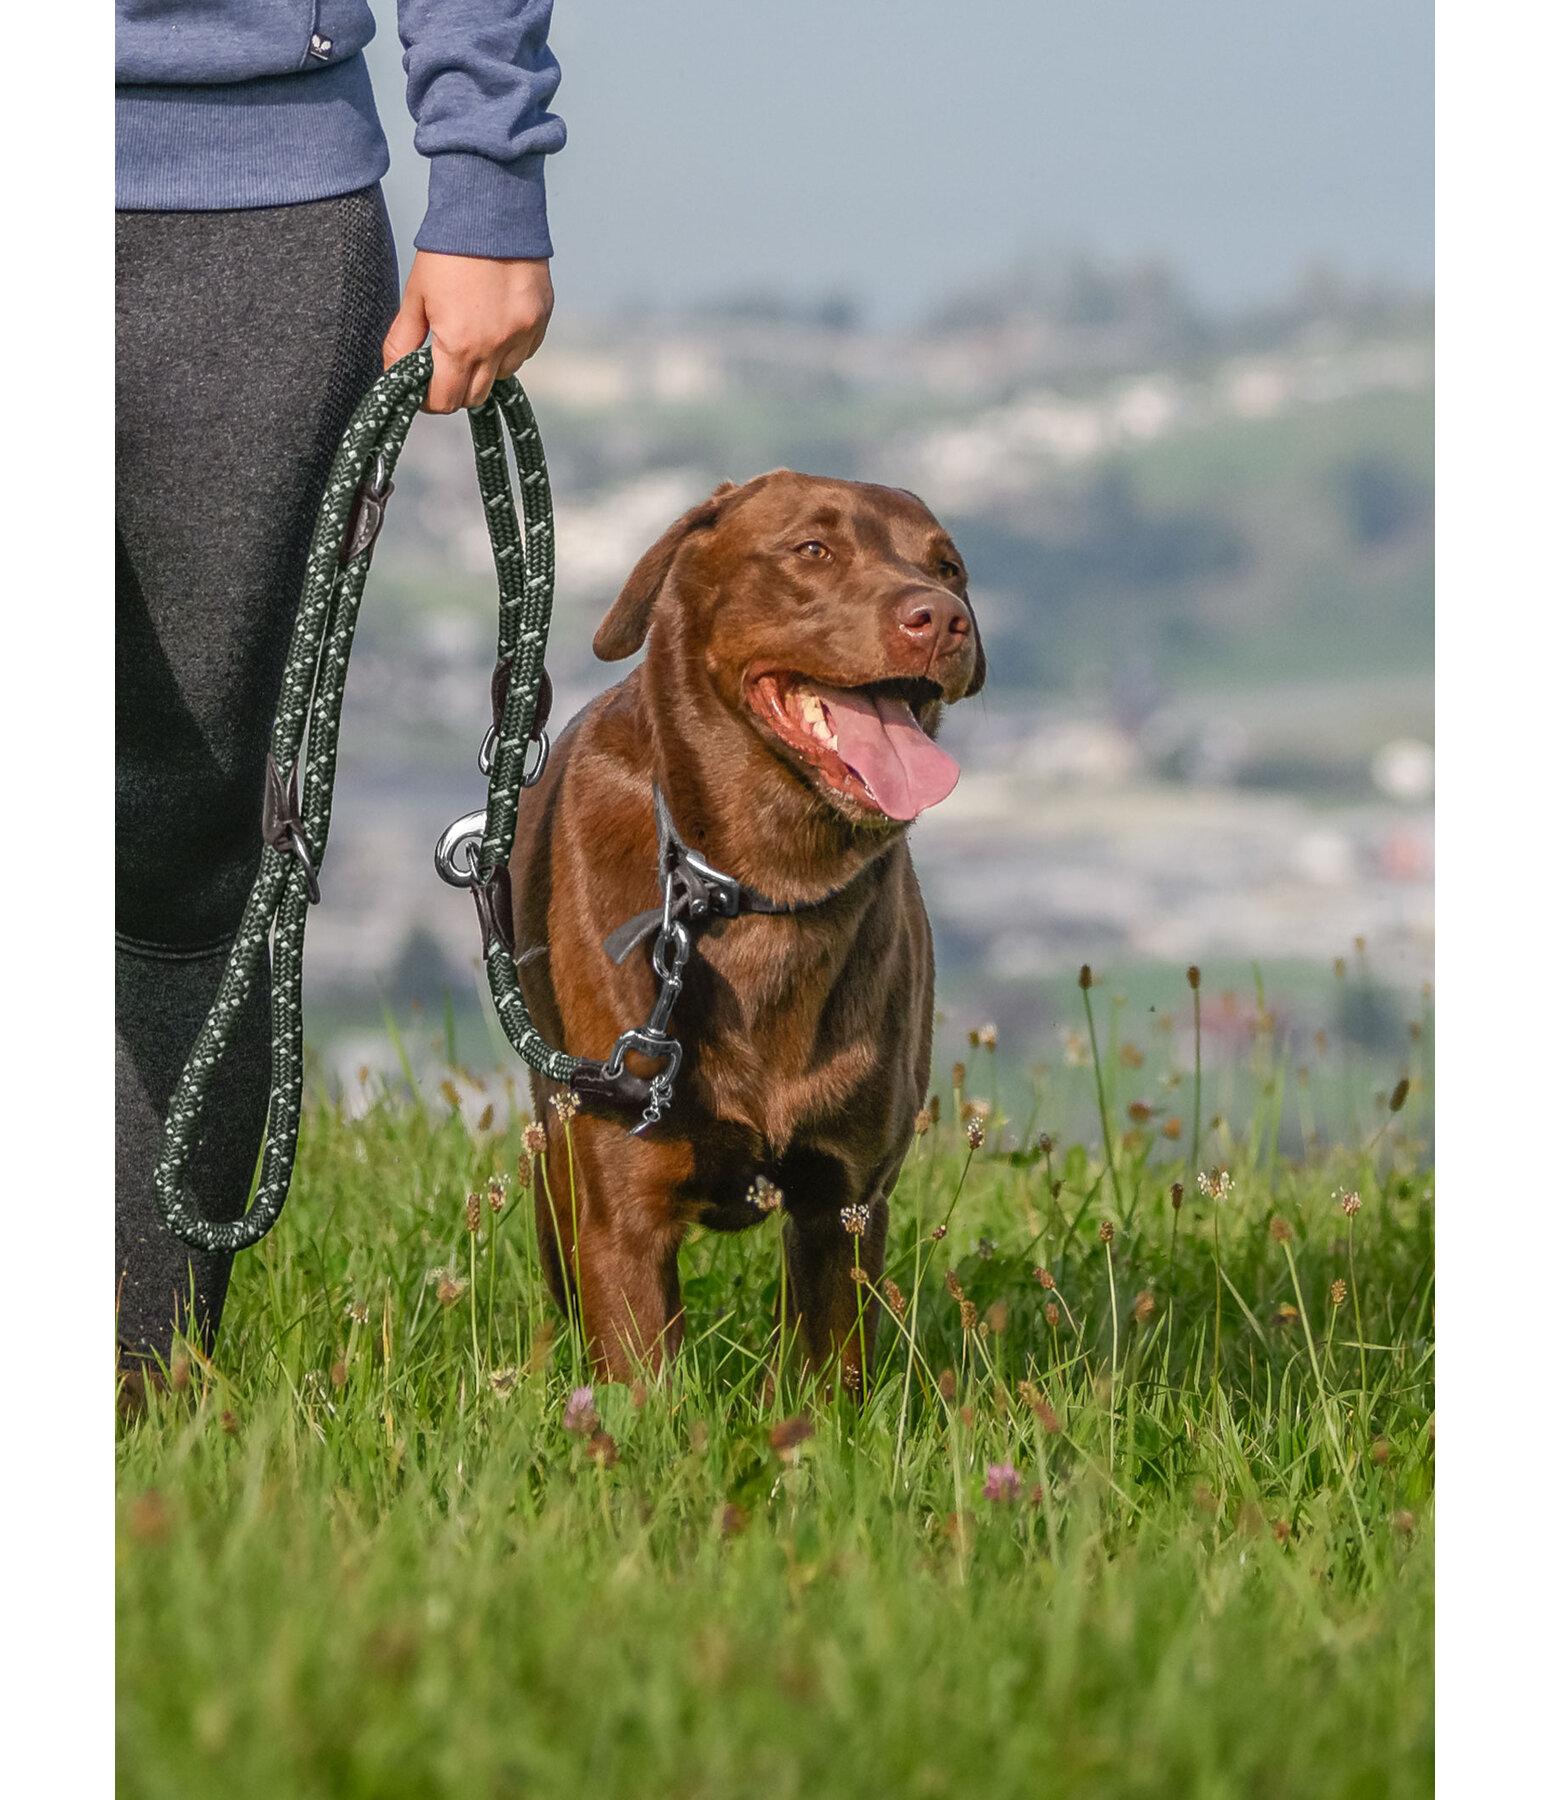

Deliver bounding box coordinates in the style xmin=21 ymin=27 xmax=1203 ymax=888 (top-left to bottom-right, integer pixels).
xmin=1271 ymin=1303 xmax=1299 ymax=1328
xmin=983 ymin=1463 xmax=1023 ymax=1503
xmin=1045 ymin=1301 xmax=1060 ymax=1328
xmin=1021 ymin=1386 xmax=1062 ymax=1435
xmin=1036 ymin=1266 xmax=1056 ymax=1291
xmin=345 ymin=1300 xmax=370 ymax=1325
xmin=979 ymin=1022 xmax=999 ymax=1052
xmin=1098 ymin=1220 xmax=1114 ymax=1244
xmin=1133 ymin=1290 xmax=1157 ymax=1326
xmin=1389 ymin=1077 xmax=1411 ymax=1113
xmin=959 ymin=1298 xmax=978 ymax=1332
xmin=748 ymin=1175 xmax=784 ymax=1214
xmin=1127 ymin=1099 xmax=1152 ymax=1122
xmin=914 ymin=1108 xmax=932 ymax=1135
xmin=435 ymin=1276 xmax=465 ymax=1306
xmin=1371 ymin=1439 xmax=1392 ymax=1465
xmin=465 ymin=1191 xmax=482 ymax=1233
xmin=1121 ymin=1128 xmax=1145 ymax=1154
xmin=1330 ymin=1278 xmax=1347 ymax=1305
xmin=1170 ymin=1182 xmax=1184 ymax=1210
xmin=1162 ymin=1116 xmax=1182 ymax=1140
xmin=1038 ymin=1133 xmax=1055 ymax=1155
xmin=1392 ymin=1509 xmax=1415 ymax=1536
xmin=549 ymin=1089 xmax=580 ymax=1123
xmin=840 ymin=1202 xmax=870 ymax=1236
xmin=951 ymin=1060 xmax=966 ymax=1091
xmin=929 ymin=1094 xmax=940 ymax=1125
xmin=937 ymin=1369 xmax=957 ymax=1401
xmin=1269 ymin=1216 xmax=1292 ymax=1244
xmin=1120 ymin=1044 xmax=1144 ymax=1070
xmin=1187 ymin=965 xmax=1201 ymax=990
xmin=851 ymin=1266 xmax=869 ymax=1285
xmin=488 ymin=1368 xmax=520 ymax=1398
xmin=1050 ymin=1179 xmax=1063 ymax=1199
xmin=487 ymin=1174 xmax=507 ymax=1212
xmin=1197 ymin=1168 xmax=1234 ymax=1201
xmin=945 ymin=1269 xmax=964 ymax=1302
xmin=976 ymin=1237 xmax=997 ymax=1261
xmin=882 ymin=1279 xmax=907 ymax=1319
xmin=563 ymin=1386 xmax=599 ymax=1435
xmin=987 ymin=1299 xmax=1009 ymax=1334
xmin=1079 ymin=964 xmax=1093 ymax=990
xmin=440 ymin=1080 xmax=462 ymax=1112
xmin=1338 ymin=1189 xmax=1362 ymax=1217
xmin=1272 ymin=1518 xmax=1292 ymax=1544
xmin=220 ymin=1409 xmax=240 ymax=1435
xmin=587 ymin=1431 xmax=619 ymax=1469
xmin=965 ymin=1115 xmax=986 ymax=1150
xmin=329 ymin=1359 xmax=349 ymax=1389
xmin=1063 ymin=1030 xmax=1087 ymax=1066
xmin=516 ymin=1151 xmax=534 ymax=1189
xmin=769 ymin=1415 xmax=814 ymax=1461
xmin=521 ymin=1123 xmax=548 ymax=1156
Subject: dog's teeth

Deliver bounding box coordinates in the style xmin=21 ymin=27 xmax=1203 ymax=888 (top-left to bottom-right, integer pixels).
xmin=798 ymin=691 xmax=825 ymax=723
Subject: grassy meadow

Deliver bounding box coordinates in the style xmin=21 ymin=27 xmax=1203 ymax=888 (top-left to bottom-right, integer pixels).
xmin=116 ymin=965 xmax=1434 ymax=1799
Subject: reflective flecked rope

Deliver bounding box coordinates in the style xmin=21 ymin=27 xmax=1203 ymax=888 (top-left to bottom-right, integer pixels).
xmin=156 ymin=351 xmax=578 ymax=1252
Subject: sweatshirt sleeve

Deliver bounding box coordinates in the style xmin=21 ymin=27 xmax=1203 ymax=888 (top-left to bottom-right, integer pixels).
xmin=396 ymin=0 xmax=566 ymax=260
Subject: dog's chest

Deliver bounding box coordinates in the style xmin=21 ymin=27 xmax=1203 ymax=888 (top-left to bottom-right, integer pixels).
xmin=682 ymin=899 xmax=918 ymax=1155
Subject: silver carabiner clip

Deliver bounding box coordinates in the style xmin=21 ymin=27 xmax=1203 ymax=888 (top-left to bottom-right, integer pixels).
xmin=433 ymin=809 xmax=487 ymax=889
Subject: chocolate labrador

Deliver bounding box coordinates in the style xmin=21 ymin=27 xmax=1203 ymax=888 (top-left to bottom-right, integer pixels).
xmin=510 ymin=469 xmax=985 ymax=1384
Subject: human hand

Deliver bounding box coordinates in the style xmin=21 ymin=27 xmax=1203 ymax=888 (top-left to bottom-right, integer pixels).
xmin=382 ymin=252 xmax=555 ymax=413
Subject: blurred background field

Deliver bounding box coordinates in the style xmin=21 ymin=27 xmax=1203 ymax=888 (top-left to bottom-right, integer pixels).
xmin=308 ymin=254 xmax=1433 ymax=1110
xmin=296 ymin=6 xmax=1436 ymax=1118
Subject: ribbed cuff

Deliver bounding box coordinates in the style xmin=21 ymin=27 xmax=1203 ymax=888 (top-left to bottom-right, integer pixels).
xmin=415 ymin=152 xmax=553 ymax=261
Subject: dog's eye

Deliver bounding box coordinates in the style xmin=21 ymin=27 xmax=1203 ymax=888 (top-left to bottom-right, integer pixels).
xmin=793 ymin=541 xmax=831 ymax=560
xmin=938 ymin=558 xmax=962 ymax=582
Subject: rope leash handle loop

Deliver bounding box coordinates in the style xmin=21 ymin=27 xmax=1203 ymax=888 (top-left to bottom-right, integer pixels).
xmin=154 ymin=354 xmax=581 ymax=1252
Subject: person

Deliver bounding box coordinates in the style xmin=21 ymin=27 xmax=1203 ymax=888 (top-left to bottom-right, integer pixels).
xmin=116 ymin=2 xmax=566 ymax=1388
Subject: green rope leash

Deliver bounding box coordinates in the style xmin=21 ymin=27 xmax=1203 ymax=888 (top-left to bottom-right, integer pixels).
xmin=155 ymin=350 xmax=578 ymax=1253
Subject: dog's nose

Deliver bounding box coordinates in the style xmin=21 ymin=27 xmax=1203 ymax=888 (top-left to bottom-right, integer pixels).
xmin=895 ymin=589 xmax=972 ymax=646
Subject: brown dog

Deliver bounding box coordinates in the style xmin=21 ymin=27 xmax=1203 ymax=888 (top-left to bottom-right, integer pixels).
xmin=510 ymin=469 xmax=985 ymax=1384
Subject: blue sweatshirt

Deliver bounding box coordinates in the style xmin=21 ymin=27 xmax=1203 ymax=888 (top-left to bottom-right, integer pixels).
xmin=116 ymin=2 xmax=566 ymax=260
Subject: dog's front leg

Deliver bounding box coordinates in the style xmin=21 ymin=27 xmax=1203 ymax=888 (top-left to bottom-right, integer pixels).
xmin=781 ymin=1197 xmax=889 ymax=1395
xmin=532 ymin=1122 xmax=688 ymax=1381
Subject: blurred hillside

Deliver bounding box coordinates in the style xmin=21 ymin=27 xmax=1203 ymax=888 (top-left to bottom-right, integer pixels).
xmin=309 ymin=256 xmax=1432 ymax=1082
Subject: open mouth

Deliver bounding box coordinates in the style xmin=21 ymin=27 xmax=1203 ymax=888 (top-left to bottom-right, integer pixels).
xmin=745 ymin=672 xmax=961 ymax=821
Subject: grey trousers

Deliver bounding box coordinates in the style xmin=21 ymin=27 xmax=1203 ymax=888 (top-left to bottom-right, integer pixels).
xmin=116 ymin=187 xmax=398 ymax=1366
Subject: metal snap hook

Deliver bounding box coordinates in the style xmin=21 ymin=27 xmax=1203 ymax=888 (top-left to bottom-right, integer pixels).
xmin=433 ymin=809 xmax=487 ymax=889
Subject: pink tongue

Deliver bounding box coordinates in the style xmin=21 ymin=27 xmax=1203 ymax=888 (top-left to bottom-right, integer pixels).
xmin=814 ymin=685 xmax=961 ymax=820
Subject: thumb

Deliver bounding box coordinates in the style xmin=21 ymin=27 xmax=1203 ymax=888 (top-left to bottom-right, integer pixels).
xmin=382 ymin=286 xmax=429 ymax=370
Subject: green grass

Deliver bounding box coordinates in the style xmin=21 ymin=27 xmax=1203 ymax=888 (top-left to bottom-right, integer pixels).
xmin=117 ymin=977 xmax=1433 ymax=1799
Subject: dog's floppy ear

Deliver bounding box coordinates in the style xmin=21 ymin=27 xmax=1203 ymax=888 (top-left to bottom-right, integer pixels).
xmin=592 ymin=482 xmax=737 ymax=662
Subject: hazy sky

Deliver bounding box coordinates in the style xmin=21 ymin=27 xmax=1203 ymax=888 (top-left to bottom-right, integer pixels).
xmin=366 ymin=1 xmax=1432 ymax=322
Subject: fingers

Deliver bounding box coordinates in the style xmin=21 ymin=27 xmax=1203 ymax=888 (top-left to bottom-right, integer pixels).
xmin=381 ymin=288 xmax=429 ymax=371
xmin=425 ymin=347 xmax=503 ymax=414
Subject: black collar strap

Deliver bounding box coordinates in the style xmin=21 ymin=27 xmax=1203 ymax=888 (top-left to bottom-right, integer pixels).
xmin=601 ymin=786 xmax=839 ymax=966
